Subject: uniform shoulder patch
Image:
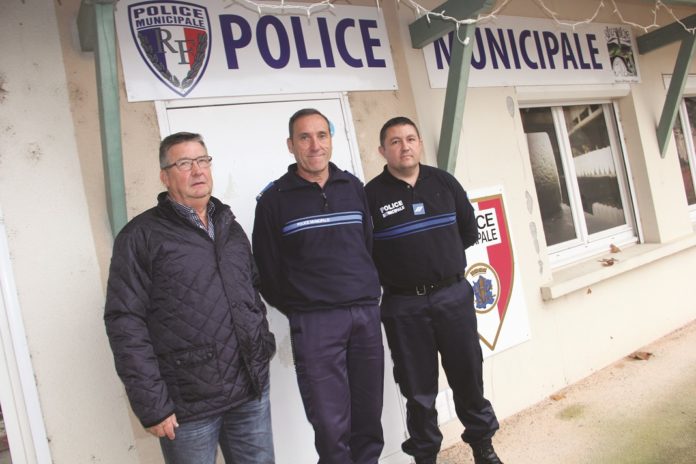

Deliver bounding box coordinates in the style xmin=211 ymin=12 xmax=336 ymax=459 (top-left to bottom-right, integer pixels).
xmin=256 ymin=181 xmax=275 ymax=201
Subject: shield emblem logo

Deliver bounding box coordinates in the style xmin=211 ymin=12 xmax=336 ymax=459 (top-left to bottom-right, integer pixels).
xmin=128 ymin=1 xmax=211 ymax=97
xmin=465 ymin=194 xmax=514 ymax=351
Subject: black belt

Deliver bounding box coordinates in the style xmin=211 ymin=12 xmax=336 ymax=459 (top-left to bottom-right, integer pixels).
xmin=386 ymin=272 xmax=465 ymax=296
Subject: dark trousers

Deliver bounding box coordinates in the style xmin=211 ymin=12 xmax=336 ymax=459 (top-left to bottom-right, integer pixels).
xmin=289 ymin=305 xmax=385 ymax=464
xmin=381 ymin=280 xmax=499 ymax=461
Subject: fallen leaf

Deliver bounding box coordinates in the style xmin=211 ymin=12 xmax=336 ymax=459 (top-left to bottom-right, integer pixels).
xmin=610 ymin=243 xmax=621 ymax=253
xmin=550 ymin=393 xmax=566 ymax=401
xmin=598 ymin=258 xmax=618 ymax=266
xmin=628 ymin=351 xmax=653 ymax=361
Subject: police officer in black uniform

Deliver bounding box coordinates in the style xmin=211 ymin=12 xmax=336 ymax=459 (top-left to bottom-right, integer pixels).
xmin=365 ymin=117 xmax=503 ymax=464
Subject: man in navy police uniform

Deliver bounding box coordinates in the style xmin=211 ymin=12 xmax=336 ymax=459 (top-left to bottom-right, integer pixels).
xmin=253 ymin=108 xmax=384 ymax=464
xmin=364 ymin=117 xmax=503 ymax=464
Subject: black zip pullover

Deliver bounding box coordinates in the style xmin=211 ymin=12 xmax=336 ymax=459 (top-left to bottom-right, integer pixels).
xmin=253 ymin=163 xmax=380 ymax=314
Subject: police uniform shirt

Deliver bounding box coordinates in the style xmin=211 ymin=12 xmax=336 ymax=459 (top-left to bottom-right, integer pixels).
xmin=364 ymin=164 xmax=478 ymax=289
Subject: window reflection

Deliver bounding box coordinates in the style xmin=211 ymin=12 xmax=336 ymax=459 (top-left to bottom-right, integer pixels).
xmin=562 ymin=105 xmax=627 ymax=235
xmin=521 ymin=107 xmax=576 ymax=246
xmin=522 ymin=103 xmax=632 ymax=251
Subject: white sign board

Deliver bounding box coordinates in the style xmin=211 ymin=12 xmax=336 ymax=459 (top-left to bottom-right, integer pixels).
xmin=423 ymin=15 xmax=640 ymax=88
xmin=466 ymin=187 xmax=531 ymax=356
xmin=115 ymin=1 xmax=398 ymax=101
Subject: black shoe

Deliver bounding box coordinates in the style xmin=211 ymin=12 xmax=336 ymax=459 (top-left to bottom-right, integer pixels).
xmin=470 ymin=439 xmax=503 ymax=464
xmin=414 ymin=456 xmax=437 ymax=464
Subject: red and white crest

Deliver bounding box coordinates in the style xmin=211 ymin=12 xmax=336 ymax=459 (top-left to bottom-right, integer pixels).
xmin=465 ymin=193 xmax=515 ymax=351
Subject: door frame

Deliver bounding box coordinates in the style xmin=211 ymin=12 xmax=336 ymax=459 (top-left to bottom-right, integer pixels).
xmin=0 ymin=205 xmax=52 ymax=464
xmin=155 ymin=92 xmax=366 ymax=181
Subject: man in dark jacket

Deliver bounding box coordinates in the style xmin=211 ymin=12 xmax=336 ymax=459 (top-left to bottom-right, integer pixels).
xmin=104 ymin=132 xmax=276 ymax=464
xmin=252 ymin=108 xmax=384 ymax=464
xmin=365 ymin=117 xmax=503 ymax=464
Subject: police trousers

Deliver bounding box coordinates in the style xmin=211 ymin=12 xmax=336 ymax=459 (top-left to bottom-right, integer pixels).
xmin=289 ymin=304 xmax=385 ymax=464
xmin=381 ymin=279 xmax=499 ymax=461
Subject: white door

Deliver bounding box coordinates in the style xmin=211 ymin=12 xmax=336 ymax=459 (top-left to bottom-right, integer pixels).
xmin=159 ymin=95 xmax=409 ymax=464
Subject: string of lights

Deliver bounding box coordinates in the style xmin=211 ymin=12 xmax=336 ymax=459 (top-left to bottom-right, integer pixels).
xmin=222 ymin=0 xmax=696 ymax=34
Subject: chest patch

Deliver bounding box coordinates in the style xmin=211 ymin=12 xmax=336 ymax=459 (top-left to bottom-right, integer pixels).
xmin=412 ymin=202 xmax=426 ymax=215
xmin=379 ymin=200 xmax=405 ymax=218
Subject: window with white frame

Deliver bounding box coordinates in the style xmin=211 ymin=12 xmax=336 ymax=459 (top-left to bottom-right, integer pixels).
xmin=671 ymin=97 xmax=696 ymax=220
xmin=520 ymin=102 xmax=637 ymax=266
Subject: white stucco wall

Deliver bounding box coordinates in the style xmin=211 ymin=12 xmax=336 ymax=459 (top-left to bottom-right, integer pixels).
xmin=0 ymin=1 xmax=139 ymax=462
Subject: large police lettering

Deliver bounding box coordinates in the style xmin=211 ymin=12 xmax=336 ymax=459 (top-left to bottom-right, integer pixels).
xmin=219 ymin=14 xmax=387 ymax=70
xmin=434 ymin=26 xmax=602 ymax=71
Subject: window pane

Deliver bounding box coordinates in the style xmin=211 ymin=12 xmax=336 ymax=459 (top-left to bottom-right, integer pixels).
xmin=562 ymin=104 xmax=627 ymax=235
xmin=521 ymin=107 xmax=577 ymax=246
xmin=682 ymin=98 xmax=696 ymax=205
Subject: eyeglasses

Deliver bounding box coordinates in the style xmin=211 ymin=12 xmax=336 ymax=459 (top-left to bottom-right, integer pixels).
xmin=162 ymin=155 xmax=213 ymax=171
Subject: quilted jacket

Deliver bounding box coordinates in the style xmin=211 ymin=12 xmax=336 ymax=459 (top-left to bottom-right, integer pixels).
xmin=104 ymin=193 xmax=275 ymax=427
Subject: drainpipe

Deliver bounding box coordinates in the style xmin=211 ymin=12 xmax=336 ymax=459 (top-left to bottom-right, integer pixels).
xmin=77 ymin=0 xmax=127 ymax=235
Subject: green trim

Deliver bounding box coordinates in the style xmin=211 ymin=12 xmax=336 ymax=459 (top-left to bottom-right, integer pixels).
xmin=657 ymin=35 xmax=696 ymax=156
xmin=408 ymin=0 xmax=493 ymax=173
xmin=408 ymin=0 xmax=494 ymax=48
xmin=78 ymin=1 xmax=126 ymax=236
xmin=636 ymin=14 xmax=696 ymax=54
xmin=437 ymin=26 xmax=476 ymax=173
xmin=661 ymin=0 xmax=696 ymax=6
xmin=638 ymin=14 xmax=696 ymax=157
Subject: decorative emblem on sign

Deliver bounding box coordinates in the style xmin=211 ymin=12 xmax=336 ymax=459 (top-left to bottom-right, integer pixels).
xmin=128 ymin=1 xmax=212 ymax=97
xmin=468 ymin=263 xmax=500 ymax=314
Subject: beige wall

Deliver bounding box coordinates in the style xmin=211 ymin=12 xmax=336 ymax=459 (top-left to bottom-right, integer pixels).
xmin=618 ymin=40 xmax=694 ymax=242
xmin=0 ymin=1 xmax=139 ymax=462
xmin=1 ymin=0 xmax=696 ymax=462
xmin=55 ymin=0 xmax=162 ymax=285
xmin=54 ymin=0 xmax=164 ymax=461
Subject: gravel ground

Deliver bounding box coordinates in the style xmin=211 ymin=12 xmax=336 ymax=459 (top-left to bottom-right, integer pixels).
xmin=437 ymin=319 xmax=696 ymax=464
xmin=1 ymin=320 xmax=694 ymax=464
